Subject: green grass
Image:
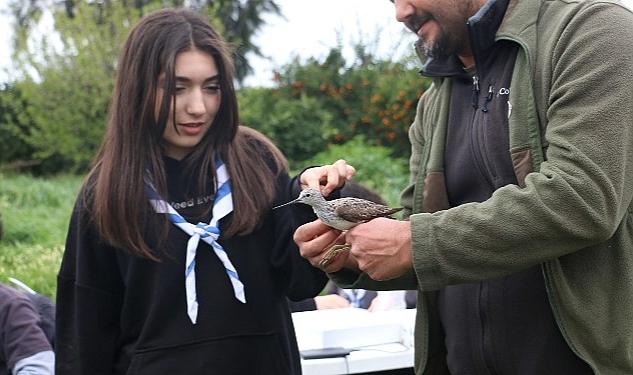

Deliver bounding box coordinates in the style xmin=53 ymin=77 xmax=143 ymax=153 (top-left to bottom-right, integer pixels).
xmin=0 ymin=152 xmax=409 ymax=300
xmin=0 ymin=173 xmax=83 ymax=298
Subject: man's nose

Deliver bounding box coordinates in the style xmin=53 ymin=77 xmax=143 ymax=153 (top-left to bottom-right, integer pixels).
xmin=394 ymin=0 xmax=413 ymax=23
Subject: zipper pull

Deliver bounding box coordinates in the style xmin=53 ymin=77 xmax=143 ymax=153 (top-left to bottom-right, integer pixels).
xmin=482 ymin=84 xmax=494 ymax=113
xmin=472 ymin=75 xmax=480 ymax=109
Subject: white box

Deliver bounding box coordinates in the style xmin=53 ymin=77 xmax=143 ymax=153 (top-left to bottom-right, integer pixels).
xmin=292 ymin=308 xmax=407 ymax=350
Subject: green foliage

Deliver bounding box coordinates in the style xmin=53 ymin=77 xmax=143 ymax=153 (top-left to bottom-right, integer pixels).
xmin=0 ymin=84 xmax=35 ymax=166
xmin=302 ymin=136 xmax=409 ymax=207
xmin=2 ymin=0 xmax=281 ymax=173
xmin=7 ymin=2 xmax=142 ymax=173
xmin=0 ymin=244 xmax=64 ymax=299
xmin=239 ymin=88 xmax=334 ymax=165
xmin=201 ymin=0 xmax=281 ymax=80
xmin=0 ymin=173 xmax=83 ymax=298
xmin=263 ymin=47 xmax=430 ymax=159
xmin=8 ymin=0 xmax=280 ymax=84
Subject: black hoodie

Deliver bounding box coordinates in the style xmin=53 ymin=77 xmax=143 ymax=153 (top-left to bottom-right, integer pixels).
xmin=56 ymin=150 xmax=327 ymax=375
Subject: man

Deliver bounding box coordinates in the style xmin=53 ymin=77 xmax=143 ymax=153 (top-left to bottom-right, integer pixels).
xmin=0 ymin=283 xmax=55 ymax=375
xmin=295 ymin=0 xmax=633 ymax=373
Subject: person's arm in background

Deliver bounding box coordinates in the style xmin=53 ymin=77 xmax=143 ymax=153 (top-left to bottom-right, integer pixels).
xmin=367 ymin=290 xmax=407 ymax=312
xmin=0 ymin=285 xmax=54 ymax=375
xmin=12 ymin=351 xmax=55 ymax=375
xmin=287 ymin=294 xmax=350 ymax=313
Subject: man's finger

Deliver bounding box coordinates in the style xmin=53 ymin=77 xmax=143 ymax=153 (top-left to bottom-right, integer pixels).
xmin=294 ymin=220 xmax=331 ymax=243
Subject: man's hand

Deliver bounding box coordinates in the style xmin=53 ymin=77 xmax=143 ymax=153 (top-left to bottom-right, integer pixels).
xmin=299 ymin=159 xmax=356 ymax=197
xmin=346 ymin=218 xmax=412 ymax=280
xmin=294 ymin=220 xmax=357 ymax=273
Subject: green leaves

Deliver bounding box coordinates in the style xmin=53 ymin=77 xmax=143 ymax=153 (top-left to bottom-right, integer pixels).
xmin=241 ymin=45 xmax=430 ymax=161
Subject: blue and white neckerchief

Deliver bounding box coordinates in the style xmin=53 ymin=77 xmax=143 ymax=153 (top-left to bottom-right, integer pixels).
xmin=146 ymin=158 xmax=246 ymax=324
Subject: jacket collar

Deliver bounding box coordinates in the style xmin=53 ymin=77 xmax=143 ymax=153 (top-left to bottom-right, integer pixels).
xmin=418 ymin=0 xmax=511 ymax=77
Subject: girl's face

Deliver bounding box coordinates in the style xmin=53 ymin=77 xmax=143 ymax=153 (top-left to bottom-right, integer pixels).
xmin=157 ymin=48 xmax=221 ymax=160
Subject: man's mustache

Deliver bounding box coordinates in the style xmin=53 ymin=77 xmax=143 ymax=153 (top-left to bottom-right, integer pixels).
xmin=405 ymin=13 xmax=433 ymax=34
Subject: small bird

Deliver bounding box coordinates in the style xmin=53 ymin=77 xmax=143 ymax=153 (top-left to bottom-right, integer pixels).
xmin=274 ymin=187 xmax=403 ymax=267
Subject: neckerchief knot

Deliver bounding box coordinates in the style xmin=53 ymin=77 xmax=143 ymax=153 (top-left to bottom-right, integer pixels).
xmin=146 ymin=157 xmax=246 ymax=324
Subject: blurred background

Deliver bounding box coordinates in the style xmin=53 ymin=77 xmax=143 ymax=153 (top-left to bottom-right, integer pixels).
xmin=0 ymin=0 xmax=631 ymax=298
xmin=0 ymin=0 xmax=421 ymax=297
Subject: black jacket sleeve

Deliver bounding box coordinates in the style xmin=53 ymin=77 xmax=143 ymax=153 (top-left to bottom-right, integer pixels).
xmin=55 ymin=192 xmax=125 ymax=375
xmin=269 ymin=169 xmax=329 ymax=301
xmin=0 ymin=285 xmax=52 ymax=372
xmin=287 ymin=298 xmax=317 ymax=313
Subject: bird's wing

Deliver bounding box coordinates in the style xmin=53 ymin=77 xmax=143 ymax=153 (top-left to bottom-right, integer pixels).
xmin=334 ymin=198 xmax=403 ymax=223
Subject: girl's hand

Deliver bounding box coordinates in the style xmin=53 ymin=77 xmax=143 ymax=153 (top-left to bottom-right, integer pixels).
xmin=300 ymin=159 xmax=356 ymax=197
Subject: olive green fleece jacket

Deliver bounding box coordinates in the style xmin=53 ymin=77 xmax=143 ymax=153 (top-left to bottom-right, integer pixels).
xmin=330 ymin=0 xmax=633 ymax=373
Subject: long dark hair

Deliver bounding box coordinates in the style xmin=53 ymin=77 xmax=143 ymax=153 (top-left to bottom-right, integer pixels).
xmin=85 ymin=8 xmax=286 ymax=260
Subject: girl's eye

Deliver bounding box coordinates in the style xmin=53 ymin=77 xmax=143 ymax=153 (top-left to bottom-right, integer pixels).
xmin=175 ymin=86 xmax=186 ymax=92
xmin=205 ymin=85 xmax=220 ymax=92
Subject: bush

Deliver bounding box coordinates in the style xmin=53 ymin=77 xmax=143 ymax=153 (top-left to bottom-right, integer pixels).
xmin=301 ymin=136 xmax=409 ymax=207
xmin=239 ymin=88 xmax=334 ymax=164
xmin=0 ymin=84 xmax=36 ymax=168
xmin=268 ymin=47 xmax=430 ymax=160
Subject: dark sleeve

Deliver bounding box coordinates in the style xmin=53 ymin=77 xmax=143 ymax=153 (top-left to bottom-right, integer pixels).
xmin=270 ymin=170 xmax=329 ymax=302
xmin=25 ymin=293 xmax=55 ymax=348
xmin=55 ymin=192 xmax=125 ymax=375
xmin=287 ymin=298 xmax=317 ymax=313
xmin=0 ymin=288 xmax=52 ymax=372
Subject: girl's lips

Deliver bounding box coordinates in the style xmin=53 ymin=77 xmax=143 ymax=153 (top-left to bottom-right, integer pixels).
xmin=178 ymin=122 xmax=204 ymax=136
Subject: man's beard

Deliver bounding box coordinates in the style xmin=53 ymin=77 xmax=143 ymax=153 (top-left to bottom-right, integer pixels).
xmin=406 ymin=14 xmax=452 ymax=60
xmin=418 ymin=31 xmax=450 ymax=59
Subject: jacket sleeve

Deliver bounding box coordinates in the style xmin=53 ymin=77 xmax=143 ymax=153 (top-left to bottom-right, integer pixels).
xmin=327 ymin=89 xmax=434 ymax=292
xmin=0 ymin=288 xmax=52 ymax=374
xmin=55 ymin=192 xmax=124 ymax=375
xmin=287 ymin=298 xmax=317 ymax=313
xmin=269 ymin=168 xmax=329 ymax=302
xmin=400 ymin=88 xmax=434 ymax=219
xmin=12 ymin=351 xmax=55 ymax=375
xmin=410 ymin=3 xmax=633 ymax=290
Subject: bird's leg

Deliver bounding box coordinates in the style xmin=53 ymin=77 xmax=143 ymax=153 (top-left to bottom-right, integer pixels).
xmin=318 ymin=244 xmax=351 ymax=268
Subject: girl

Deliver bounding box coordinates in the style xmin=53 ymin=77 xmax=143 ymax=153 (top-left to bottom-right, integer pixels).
xmin=55 ymin=8 xmax=353 ymax=375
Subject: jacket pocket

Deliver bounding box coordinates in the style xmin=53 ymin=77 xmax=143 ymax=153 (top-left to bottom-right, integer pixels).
xmin=126 ymin=333 xmax=291 ymax=375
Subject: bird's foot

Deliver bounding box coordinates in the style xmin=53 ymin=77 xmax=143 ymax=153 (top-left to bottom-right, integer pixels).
xmin=318 ymin=244 xmax=351 ymax=268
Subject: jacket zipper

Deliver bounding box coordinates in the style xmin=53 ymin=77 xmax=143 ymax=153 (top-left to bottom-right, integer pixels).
xmin=469 ymin=74 xmax=496 ymax=191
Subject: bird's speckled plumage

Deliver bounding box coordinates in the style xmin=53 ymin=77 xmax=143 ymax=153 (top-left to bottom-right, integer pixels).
xmin=280 ymin=187 xmax=402 ymax=231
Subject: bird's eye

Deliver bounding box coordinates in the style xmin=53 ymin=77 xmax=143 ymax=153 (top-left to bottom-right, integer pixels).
xmin=305 ymin=193 xmax=311 ymax=197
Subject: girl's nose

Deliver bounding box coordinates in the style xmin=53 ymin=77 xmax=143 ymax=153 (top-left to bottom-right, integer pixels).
xmin=186 ymin=89 xmax=206 ymax=115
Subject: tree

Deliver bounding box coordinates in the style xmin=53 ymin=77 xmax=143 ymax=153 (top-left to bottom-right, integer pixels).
xmin=2 ymin=0 xmax=280 ymax=172
xmin=0 ymin=83 xmax=35 ymax=169
xmin=7 ymin=0 xmax=280 ymax=84
xmin=200 ymin=0 xmax=281 ymax=81
xmin=240 ymin=44 xmax=428 ymax=162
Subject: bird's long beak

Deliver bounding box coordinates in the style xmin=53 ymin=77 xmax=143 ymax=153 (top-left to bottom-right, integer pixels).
xmin=272 ymin=198 xmax=300 ymax=210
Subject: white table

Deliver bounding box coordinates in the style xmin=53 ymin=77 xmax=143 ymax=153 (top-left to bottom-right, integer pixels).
xmin=292 ymin=308 xmax=416 ymax=375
